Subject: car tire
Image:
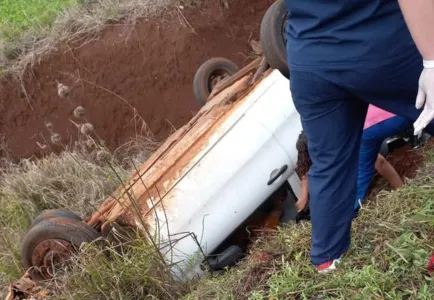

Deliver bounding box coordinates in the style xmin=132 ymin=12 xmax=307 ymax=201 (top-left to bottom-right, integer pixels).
xmin=260 ymin=0 xmax=289 ymax=78
xmin=29 ymin=209 xmax=82 ymax=230
xmin=206 ymin=245 xmax=244 ymax=271
xmin=193 ymin=57 xmax=239 ymax=107
xmin=379 ymin=140 xmax=389 ymax=157
xmin=21 ymin=217 xmax=100 ymax=281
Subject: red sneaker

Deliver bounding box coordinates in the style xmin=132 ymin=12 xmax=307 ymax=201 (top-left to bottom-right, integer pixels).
xmin=317 ymin=258 xmax=341 ymax=273
xmin=427 ymin=252 xmax=434 ymax=275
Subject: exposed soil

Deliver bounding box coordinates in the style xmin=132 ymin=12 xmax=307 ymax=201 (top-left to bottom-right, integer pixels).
xmin=368 ymin=142 xmax=428 ymax=196
xmin=388 ymin=144 xmax=425 ymax=179
xmin=0 ymin=0 xmax=274 ymax=161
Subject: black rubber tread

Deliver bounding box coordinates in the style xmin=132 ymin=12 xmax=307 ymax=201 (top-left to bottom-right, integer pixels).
xmin=21 ymin=217 xmax=100 ymax=281
xmin=29 ymin=209 xmax=83 ymax=230
xmin=260 ymin=0 xmax=289 ymax=78
xmin=193 ymin=57 xmax=239 ymax=107
xmin=379 ymin=140 xmax=389 ymax=157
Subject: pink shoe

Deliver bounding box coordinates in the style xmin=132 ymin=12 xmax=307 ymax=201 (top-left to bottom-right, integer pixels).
xmin=316 ymin=257 xmax=341 ymax=273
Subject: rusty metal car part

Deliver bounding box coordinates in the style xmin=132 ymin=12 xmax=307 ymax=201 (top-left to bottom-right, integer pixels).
xmin=93 ymin=73 xmax=256 ymax=229
xmin=208 ymin=56 xmax=262 ymax=100
xmin=251 ymin=57 xmax=270 ymax=85
xmin=87 ymin=198 xmax=116 ymax=227
xmin=21 ymin=217 xmax=100 ymax=281
xmin=85 ymin=73 xmax=257 ymax=234
xmin=33 ymin=239 xmax=74 ymax=279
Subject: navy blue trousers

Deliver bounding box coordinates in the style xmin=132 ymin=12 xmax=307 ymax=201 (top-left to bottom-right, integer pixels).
xmin=289 ymin=50 xmax=434 ymax=266
xmin=355 ymin=116 xmax=411 ymax=209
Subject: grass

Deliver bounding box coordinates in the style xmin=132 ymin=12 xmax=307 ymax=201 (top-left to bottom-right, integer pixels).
xmin=184 ymin=158 xmax=434 ymax=299
xmin=51 ymin=236 xmax=190 ymax=300
xmin=0 ymin=0 xmax=201 ymax=74
xmin=0 ymin=0 xmax=81 ymax=41
xmin=0 ymin=149 xmax=126 ymax=283
xmin=0 ymin=102 xmax=161 ymax=298
xmin=1 ymin=145 xmax=433 ymax=299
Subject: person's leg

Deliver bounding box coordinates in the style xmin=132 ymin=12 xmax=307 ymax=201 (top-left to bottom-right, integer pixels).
xmin=355 ymin=115 xmax=412 ymax=209
xmin=290 ymin=70 xmax=368 ymax=266
xmin=355 ymin=131 xmax=378 ymax=209
xmin=375 ymin=154 xmax=404 ymax=189
xmin=349 ymin=51 xmax=434 ymax=135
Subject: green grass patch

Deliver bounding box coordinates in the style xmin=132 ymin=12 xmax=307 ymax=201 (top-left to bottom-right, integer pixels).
xmin=185 ymin=166 xmax=434 ymax=299
xmin=0 ymin=150 xmax=125 ymax=288
xmin=0 ymin=0 xmax=81 ymax=41
xmin=0 ymin=113 xmax=160 ymax=295
xmin=0 ymin=0 xmax=203 ymax=72
xmin=0 ymin=140 xmax=432 ymax=298
xmin=53 ymin=234 xmax=189 ymax=300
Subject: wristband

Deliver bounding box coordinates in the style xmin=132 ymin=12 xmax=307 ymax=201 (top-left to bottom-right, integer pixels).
xmin=423 ymin=60 xmax=434 ymax=69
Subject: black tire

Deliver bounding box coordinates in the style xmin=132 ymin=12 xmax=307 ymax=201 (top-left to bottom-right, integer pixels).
xmin=260 ymin=0 xmax=289 ymax=78
xmin=29 ymin=209 xmax=82 ymax=230
xmin=21 ymin=217 xmax=100 ymax=281
xmin=379 ymin=139 xmax=389 ymax=157
xmin=193 ymin=57 xmax=239 ymax=107
xmin=206 ymin=245 xmax=244 ymax=271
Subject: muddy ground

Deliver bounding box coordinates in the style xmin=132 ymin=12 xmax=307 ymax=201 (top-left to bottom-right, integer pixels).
xmin=0 ymin=0 xmax=275 ymax=160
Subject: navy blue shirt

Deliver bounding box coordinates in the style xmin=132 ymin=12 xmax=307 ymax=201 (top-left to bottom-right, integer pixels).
xmin=284 ymin=0 xmax=419 ymax=69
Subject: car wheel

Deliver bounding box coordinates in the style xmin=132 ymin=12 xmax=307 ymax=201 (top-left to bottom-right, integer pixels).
xmin=206 ymin=245 xmax=244 ymax=271
xmin=260 ymin=0 xmax=289 ymax=78
xmin=379 ymin=139 xmax=389 ymax=157
xmin=193 ymin=57 xmax=239 ymax=107
xmin=29 ymin=209 xmax=83 ymax=230
xmin=21 ymin=217 xmax=100 ymax=281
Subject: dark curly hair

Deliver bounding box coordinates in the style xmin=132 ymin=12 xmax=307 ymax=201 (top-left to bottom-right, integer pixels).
xmin=295 ymin=131 xmax=312 ymax=178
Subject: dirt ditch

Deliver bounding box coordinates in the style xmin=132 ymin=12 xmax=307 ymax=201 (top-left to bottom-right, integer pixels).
xmin=0 ymin=0 xmax=275 ymax=160
xmin=0 ymin=0 xmax=427 ymax=185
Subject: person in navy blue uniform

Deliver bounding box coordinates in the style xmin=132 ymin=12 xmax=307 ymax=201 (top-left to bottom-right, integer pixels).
xmin=284 ymin=0 xmax=434 ymax=272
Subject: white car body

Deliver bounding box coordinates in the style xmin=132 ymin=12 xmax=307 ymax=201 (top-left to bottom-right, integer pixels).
xmin=104 ymin=69 xmax=302 ymax=279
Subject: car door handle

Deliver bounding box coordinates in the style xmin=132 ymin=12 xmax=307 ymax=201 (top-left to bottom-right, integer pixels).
xmin=267 ymin=165 xmax=288 ymax=186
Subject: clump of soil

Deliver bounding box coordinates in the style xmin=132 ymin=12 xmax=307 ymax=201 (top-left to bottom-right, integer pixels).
xmin=0 ymin=0 xmax=273 ymax=161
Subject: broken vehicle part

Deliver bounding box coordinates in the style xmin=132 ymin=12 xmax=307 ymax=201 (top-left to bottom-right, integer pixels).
xmin=21 ymin=217 xmax=100 ymax=281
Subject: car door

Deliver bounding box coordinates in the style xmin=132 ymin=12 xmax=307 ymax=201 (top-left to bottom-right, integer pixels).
xmin=245 ymin=70 xmax=303 ymax=197
xmin=156 ymin=72 xmax=296 ymax=278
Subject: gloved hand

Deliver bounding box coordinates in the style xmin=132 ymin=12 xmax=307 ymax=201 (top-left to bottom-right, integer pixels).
xmin=413 ymin=60 xmax=434 ymax=136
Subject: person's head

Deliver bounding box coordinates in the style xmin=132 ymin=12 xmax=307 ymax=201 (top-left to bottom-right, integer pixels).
xmin=295 ymin=131 xmax=312 ymax=178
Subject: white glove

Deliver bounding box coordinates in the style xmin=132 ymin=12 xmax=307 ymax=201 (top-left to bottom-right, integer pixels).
xmin=413 ymin=60 xmax=434 ymax=136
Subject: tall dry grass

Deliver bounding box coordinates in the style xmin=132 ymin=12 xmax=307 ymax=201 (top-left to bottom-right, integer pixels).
xmin=0 ymin=109 xmax=162 ymax=297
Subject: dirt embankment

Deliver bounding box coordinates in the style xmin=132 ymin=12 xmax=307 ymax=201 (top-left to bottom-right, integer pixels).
xmin=0 ymin=0 xmax=274 ymax=160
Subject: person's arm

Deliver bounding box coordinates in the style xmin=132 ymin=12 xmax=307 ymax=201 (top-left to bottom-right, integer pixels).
xmin=398 ymin=1 xmax=434 ymax=135
xmin=296 ymin=175 xmax=309 ymax=212
xmin=374 ymin=154 xmax=404 ymax=189
xmin=398 ymin=1 xmax=434 ymax=60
